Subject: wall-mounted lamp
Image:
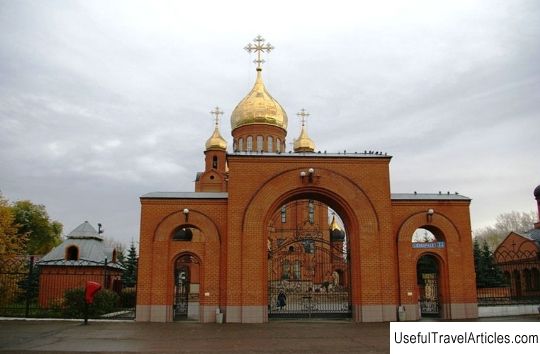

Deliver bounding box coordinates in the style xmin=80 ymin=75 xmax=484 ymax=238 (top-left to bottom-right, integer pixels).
xmin=427 ymin=208 xmax=434 ymax=223
xmin=183 ymin=208 xmax=190 ymax=222
xmin=300 ymin=168 xmax=316 ymax=183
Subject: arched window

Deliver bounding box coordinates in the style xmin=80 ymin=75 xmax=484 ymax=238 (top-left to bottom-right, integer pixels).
xmin=66 ymin=245 xmax=79 ymax=261
xmin=308 ymin=200 xmax=314 ymax=224
xmin=212 ymin=156 xmax=218 ymax=169
xmin=268 ymin=136 xmax=273 ymax=152
xmin=256 ymin=136 xmax=263 ymax=152
xmin=412 ymin=228 xmax=438 ymax=242
xmin=172 ymin=227 xmax=193 ymax=241
xmin=238 ymin=138 xmax=243 ymax=151
xmin=276 ymin=138 xmax=281 ymax=152
xmin=246 ymin=136 xmax=253 ymax=152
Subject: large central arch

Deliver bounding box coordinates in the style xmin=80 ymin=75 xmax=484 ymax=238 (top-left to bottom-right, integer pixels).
xmin=266 ymin=199 xmax=351 ymax=318
xmin=238 ymin=167 xmax=392 ymax=322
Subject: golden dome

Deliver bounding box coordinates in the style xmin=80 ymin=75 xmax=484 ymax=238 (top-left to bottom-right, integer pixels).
xmin=293 ymin=125 xmax=315 ymax=152
xmin=230 ymin=69 xmax=288 ymax=131
xmin=329 ymin=215 xmax=342 ymax=232
xmin=205 ymin=126 xmax=227 ymax=151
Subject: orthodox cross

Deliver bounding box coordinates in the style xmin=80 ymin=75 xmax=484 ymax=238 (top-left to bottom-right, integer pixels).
xmin=244 ymin=35 xmax=274 ymax=69
xmin=210 ymin=106 xmax=224 ymax=126
xmin=297 ymin=108 xmax=310 ymax=127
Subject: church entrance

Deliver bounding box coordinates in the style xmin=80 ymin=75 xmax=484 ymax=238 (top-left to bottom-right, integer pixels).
xmin=417 ymin=254 xmax=440 ymax=317
xmin=267 ymin=200 xmax=351 ymax=319
xmin=173 ymin=253 xmax=200 ymax=320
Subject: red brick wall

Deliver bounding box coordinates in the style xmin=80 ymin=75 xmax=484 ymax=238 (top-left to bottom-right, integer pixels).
xmin=138 ymin=154 xmax=476 ymax=321
xmin=38 ymin=266 xmax=122 ymax=307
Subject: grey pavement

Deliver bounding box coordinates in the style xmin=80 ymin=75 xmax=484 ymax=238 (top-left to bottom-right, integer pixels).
xmin=0 ymin=315 xmax=538 ymax=353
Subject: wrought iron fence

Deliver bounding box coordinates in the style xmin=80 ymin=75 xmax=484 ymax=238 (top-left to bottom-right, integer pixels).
xmin=477 ymin=252 xmax=540 ymax=306
xmin=0 ymin=257 xmax=135 ymax=319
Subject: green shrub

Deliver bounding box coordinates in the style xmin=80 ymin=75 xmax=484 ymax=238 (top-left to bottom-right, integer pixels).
xmin=62 ymin=287 xmax=120 ymax=318
xmin=119 ymin=287 xmax=136 ymax=308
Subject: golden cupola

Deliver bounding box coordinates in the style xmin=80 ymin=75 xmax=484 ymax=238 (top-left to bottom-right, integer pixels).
xmin=205 ymin=125 xmax=227 ymax=151
xmin=329 ymin=214 xmax=345 ymax=242
xmin=205 ymin=106 xmax=227 ymax=151
xmin=293 ymin=109 xmax=315 ymax=153
xmin=231 ymin=36 xmax=288 ymax=153
xmin=230 ymin=68 xmax=288 ymax=132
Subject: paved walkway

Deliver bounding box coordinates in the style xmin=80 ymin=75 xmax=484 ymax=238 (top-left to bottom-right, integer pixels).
xmin=0 ymin=315 xmax=538 ymax=353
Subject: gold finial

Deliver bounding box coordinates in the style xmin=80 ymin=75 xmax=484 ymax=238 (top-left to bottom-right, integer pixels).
xmin=297 ymin=108 xmax=310 ymax=127
xmin=293 ymin=108 xmax=315 ymax=153
xmin=205 ymin=106 xmax=227 ymax=151
xmin=210 ymin=106 xmax=224 ymax=126
xmin=244 ymin=35 xmax=274 ymax=69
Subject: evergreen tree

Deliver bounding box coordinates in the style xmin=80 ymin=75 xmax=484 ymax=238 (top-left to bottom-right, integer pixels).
xmin=473 ymin=238 xmax=506 ymax=288
xmin=122 ymin=242 xmax=138 ymax=287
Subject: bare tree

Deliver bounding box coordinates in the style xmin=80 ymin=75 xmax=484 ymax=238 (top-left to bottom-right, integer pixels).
xmin=474 ymin=210 xmax=537 ymax=250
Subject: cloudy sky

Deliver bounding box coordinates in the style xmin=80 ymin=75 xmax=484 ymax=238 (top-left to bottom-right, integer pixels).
xmin=1 ymin=0 xmax=539 ymax=247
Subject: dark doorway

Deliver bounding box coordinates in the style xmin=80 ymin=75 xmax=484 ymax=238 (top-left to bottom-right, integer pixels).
xmin=417 ymin=254 xmax=440 ymax=317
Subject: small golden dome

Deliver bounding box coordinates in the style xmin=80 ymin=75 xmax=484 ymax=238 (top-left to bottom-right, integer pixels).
xmin=205 ymin=126 xmax=227 ymax=151
xmin=293 ymin=125 xmax=315 ymax=152
xmin=329 ymin=215 xmax=345 ymax=242
xmin=230 ymin=69 xmax=288 ymax=131
xmin=329 ymin=215 xmax=342 ymax=231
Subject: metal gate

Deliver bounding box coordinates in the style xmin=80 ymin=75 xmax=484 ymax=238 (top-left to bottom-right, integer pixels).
xmin=174 ymin=254 xmax=198 ymax=320
xmin=268 ymin=236 xmax=351 ymax=319
xmin=419 ymin=273 xmax=440 ymax=315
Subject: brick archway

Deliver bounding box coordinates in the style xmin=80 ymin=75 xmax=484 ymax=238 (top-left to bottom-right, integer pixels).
xmin=137 ymin=209 xmax=221 ymax=322
xmin=396 ymin=211 xmax=466 ymax=320
xmin=239 ymin=167 xmax=383 ymax=322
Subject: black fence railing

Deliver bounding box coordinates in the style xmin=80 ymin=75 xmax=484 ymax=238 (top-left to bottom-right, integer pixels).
xmin=0 ymin=256 xmax=135 ymax=319
xmin=477 ymin=286 xmax=540 ymax=305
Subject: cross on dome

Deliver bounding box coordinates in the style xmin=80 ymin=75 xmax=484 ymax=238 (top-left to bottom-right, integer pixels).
xmin=244 ymin=35 xmax=274 ymax=69
xmin=210 ymin=106 xmax=224 ymax=126
xmin=297 ymin=108 xmax=310 ymax=127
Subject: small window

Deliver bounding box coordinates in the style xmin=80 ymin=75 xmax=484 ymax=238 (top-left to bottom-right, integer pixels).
xmin=281 ymin=206 xmax=286 ymax=223
xmin=257 ymin=136 xmax=263 ymax=151
xmin=282 ymin=260 xmax=290 ymax=279
xmin=308 ymin=200 xmax=314 ymax=224
xmin=276 ymin=138 xmax=281 ymax=152
xmin=239 ymin=138 xmax=243 ymax=151
xmin=173 ymin=227 xmax=193 ymax=241
xmin=212 ymin=156 xmax=218 ymax=169
xmin=246 ymin=136 xmax=253 ymax=151
xmin=66 ymin=245 xmax=79 ymax=261
xmin=293 ymin=261 xmax=301 ymax=280
xmin=268 ymin=136 xmax=273 ymax=152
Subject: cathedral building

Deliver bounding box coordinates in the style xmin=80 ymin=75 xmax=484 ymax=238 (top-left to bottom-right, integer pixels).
xmin=136 ymin=36 xmax=477 ymax=323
